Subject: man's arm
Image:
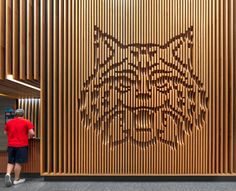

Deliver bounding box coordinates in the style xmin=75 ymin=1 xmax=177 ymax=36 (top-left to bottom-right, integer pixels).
xmin=28 ymin=129 xmax=35 ymax=138
xmin=27 ymin=121 xmax=35 ymax=138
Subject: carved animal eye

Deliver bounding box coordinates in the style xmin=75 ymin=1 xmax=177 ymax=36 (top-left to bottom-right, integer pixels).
xmin=150 ymin=78 xmax=167 ymax=88
xmin=149 ymin=76 xmax=174 ymax=94
xmin=130 ymin=51 xmax=139 ymax=57
xmin=149 ymin=52 xmax=155 ymax=57
xmin=120 ymin=84 xmax=131 ymax=91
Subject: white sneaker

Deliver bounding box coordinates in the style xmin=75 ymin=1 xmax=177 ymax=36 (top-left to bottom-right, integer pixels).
xmin=13 ymin=178 xmax=26 ymax=185
xmin=4 ymin=174 xmax=12 ymax=187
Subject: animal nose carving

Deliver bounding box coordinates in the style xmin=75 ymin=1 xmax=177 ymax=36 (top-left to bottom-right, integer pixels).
xmin=138 ymin=60 xmax=150 ymax=74
xmin=136 ymin=75 xmax=152 ymax=99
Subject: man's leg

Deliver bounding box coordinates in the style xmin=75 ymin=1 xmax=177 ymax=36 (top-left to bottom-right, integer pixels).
xmin=13 ymin=163 xmax=26 ymax=185
xmin=14 ymin=163 xmax=21 ymax=180
xmin=5 ymin=147 xmax=15 ymax=187
xmin=5 ymin=163 xmax=14 ymax=187
xmin=13 ymin=147 xmax=27 ymax=185
xmin=6 ymin=163 xmax=14 ymax=175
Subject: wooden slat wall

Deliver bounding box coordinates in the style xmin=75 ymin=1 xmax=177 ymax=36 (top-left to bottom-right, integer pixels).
xmin=40 ymin=0 xmax=236 ymax=175
xmin=18 ymin=98 xmax=40 ymax=138
xmin=0 ymin=0 xmax=40 ymax=83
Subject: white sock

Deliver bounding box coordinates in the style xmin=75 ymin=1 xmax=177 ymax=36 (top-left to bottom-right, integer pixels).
xmin=6 ymin=173 xmax=10 ymax=176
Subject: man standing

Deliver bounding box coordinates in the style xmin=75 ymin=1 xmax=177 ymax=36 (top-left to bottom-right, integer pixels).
xmin=4 ymin=109 xmax=35 ymax=187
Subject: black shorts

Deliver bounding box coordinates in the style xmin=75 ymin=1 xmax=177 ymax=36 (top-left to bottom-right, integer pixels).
xmin=7 ymin=146 xmax=28 ymax=164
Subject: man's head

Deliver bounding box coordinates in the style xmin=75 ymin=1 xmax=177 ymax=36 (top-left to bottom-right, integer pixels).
xmin=15 ymin=109 xmax=24 ymax=118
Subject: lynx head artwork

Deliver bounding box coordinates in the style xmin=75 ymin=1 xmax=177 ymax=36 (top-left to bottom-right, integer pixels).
xmin=78 ymin=25 xmax=208 ymax=149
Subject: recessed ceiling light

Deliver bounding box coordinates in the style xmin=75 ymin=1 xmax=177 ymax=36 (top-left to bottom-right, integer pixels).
xmin=6 ymin=75 xmax=41 ymax=91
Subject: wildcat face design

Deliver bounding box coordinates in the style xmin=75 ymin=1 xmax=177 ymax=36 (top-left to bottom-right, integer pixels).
xmin=78 ymin=26 xmax=208 ymax=148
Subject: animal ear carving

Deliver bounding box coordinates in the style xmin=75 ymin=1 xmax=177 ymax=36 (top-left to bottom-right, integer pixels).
xmin=172 ymin=26 xmax=194 ymax=71
xmin=94 ymin=26 xmax=123 ymax=71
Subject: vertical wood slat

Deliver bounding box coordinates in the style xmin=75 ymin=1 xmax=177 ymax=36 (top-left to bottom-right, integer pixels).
xmin=215 ymin=0 xmax=219 ymax=174
xmin=71 ymin=0 xmax=75 ymax=174
xmin=202 ymin=0 xmax=206 ymax=174
xmin=34 ymin=0 xmax=40 ymax=81
xmin=67 ymin=0 xmax=71 ymax=174
xmin=212 ymin=0 xmax=216 ymax=174
xmin=75 ymin=0 xmax=79 ymax=173
xmin=63 ymin=0 xmax=68 ymax=173
xmin=206 ymin=0 xmax=210 ymax=174
xmin=12 ymin=0 xmax=18 ymax=79
xmin=233 ymin=0 xmax=236 ymax=173
xmin=47 ymin=0 xmax=53 ymax=173
xmin=20 ymin=0 xmax=26 ymax=80
xmin=27 ymin=0 xmax=33 ymax=80
xmin=208 ymin=0 xmax=212 ymax=174
xmin=6 ymin=0 xmax=12 ymax=75
xmin=0 ymin=0 xmax=6 ymax=79
xmin=219 ymin=0 xmax=224 ymax=173
xmin=229 ymin=0 xmax=236 ymax=173
xmin=53 ymin=0 xmax=59 ymax=173
xmin=224 ymin=0 xmax=229 ymax=173
xmin=58 ymin=0 xmax=64 ymax=174
xmin=40 ymin=0 xmax=46 ymax=174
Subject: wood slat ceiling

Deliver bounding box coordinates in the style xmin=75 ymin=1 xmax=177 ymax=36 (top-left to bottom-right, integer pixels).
xmin=0 ymin=80 xmax=40 ymax=99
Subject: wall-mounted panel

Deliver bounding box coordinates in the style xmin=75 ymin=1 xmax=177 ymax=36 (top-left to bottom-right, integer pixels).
xmin=40 ymin=0 xmax=236 ymax=175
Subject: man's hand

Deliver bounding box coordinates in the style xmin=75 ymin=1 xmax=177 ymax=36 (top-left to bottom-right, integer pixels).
xmin=28 ymin=129 xmax=35 ymax=139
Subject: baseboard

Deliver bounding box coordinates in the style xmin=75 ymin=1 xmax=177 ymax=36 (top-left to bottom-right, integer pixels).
xmin=43 ymin=176 xmax=236 ymax=182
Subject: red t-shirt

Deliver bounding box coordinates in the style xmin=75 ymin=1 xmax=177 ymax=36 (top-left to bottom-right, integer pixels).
xmin=4 ymin=117 xmax=34 ymax=147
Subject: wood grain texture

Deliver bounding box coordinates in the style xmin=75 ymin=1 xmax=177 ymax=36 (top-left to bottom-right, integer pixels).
xmin=40 ymin=0 xmax=236 ymax=175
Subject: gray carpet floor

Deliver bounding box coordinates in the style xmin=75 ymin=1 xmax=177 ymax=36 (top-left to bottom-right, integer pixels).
xmin=0 ymin=178 xmax=236 ymax=191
